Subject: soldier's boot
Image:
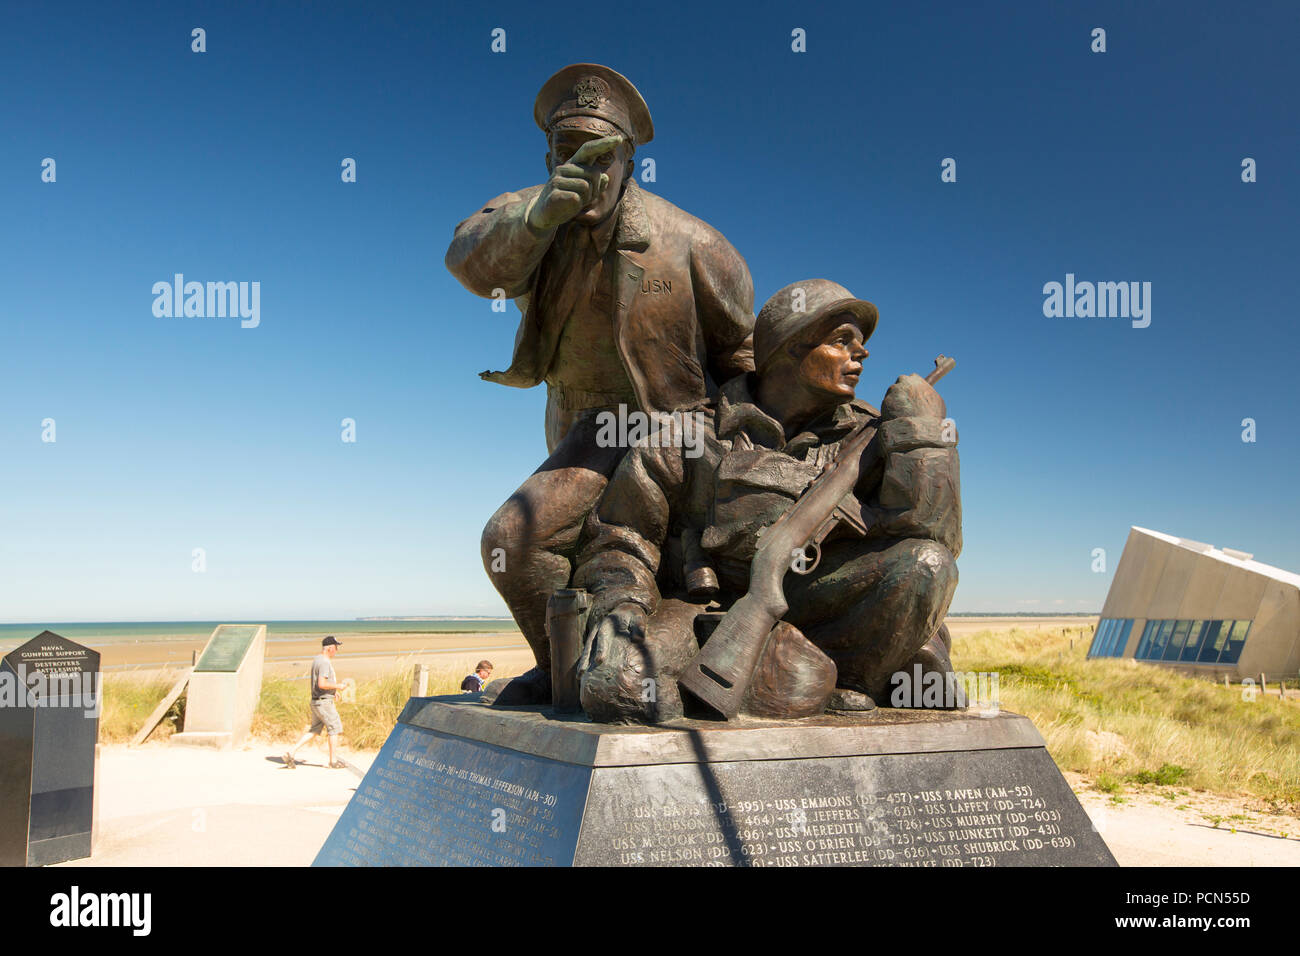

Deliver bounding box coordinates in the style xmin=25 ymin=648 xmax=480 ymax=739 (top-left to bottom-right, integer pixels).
xmin=740 ymin=621 xmax=838 ymax=719
xmin=827 ymin=688 xmax=877 ymax=712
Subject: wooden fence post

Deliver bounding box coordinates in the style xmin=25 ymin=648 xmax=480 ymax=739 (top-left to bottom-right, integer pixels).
xmin=412 ymin=663 xmax=429 ymax=698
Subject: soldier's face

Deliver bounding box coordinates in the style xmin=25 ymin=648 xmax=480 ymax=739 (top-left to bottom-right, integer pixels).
xmin=548 ymin=127 xmax=632 ymax=225
xmin=796 ymin=319 xmax=869 ymax=400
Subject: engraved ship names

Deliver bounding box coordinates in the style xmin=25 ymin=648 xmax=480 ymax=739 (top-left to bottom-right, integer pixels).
xmin=329 ymin=727 xmax=570 ymax=867
xmin=596 ymin=784 xmax=1077 ymax=867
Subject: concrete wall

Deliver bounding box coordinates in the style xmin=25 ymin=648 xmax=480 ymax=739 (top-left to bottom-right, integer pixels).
xmin=1101 ymin=530 xmax=1163 ymax=617
xmin=1239 ymin=582 xmax=1299 ymax=680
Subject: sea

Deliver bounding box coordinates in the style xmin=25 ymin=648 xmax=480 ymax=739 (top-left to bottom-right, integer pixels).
xmin=0 ymin=619 xmax=518 ymax=656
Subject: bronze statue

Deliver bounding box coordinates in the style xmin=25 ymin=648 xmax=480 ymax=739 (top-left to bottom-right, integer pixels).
xmin=570 ymin=280 xmax=962 ymax=723
xmin=445 ymin=64 xmax=755 ymax=704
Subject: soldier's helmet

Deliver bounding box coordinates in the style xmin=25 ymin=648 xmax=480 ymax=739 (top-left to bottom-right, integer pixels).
xmin=754 ymin=280 xmax=879 ymax=373
xmin=534 ymin=64 xmax=654 ymax=148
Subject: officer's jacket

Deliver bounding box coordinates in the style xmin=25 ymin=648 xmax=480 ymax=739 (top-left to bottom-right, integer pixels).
xmin=572 ymin=373 xmax=962 ymax=625
xmin=445 ymin=180 xmax=755 ymax=422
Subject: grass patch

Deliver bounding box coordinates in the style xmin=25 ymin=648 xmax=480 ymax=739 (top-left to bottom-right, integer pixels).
xmin=251 ymin=659 xmax=467 ymax=751
xmin=1095 ymin=773 xmax=1123 ymax=794
xmin=98 ymin=671 xmax=186 ymax=743
xmin=953 ymin=626 xmax=1300 ymax=813
xmin=1130 ymin=763 xmax=1189 ymax=786
xmin=99 ymin=660 xmax=470 ymax=751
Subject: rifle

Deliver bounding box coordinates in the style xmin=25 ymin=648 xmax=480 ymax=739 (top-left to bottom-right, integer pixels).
xmin=677 ymin=355 xmax=956 ymax=719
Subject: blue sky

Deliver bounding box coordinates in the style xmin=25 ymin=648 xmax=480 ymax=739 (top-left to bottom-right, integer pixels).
xmin=2 ymin=0 xmax=1297 ymax=622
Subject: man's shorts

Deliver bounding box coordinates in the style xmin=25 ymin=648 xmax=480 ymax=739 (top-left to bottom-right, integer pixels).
xmin=309 ymin=697 xmax=343 ymax=735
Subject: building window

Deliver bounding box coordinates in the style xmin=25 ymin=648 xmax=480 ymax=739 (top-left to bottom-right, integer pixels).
xmin=1132 ymin=618 xmax=1252 ymax=665
xmin=1219 ymin=620 xmax=1252 ymax=665
xmin=1150 ymin=620 xmax=1174 ymax=659
xmin=1180 ymin=620 xmax=1207 ymax=662
xmin=1134 ymin=619 xmax=1158 ymax=659
xmin=1163 ymin=620 xmax=1191 ymax=661
xmin=1197 ymin=620 xmax=1226 ymax=663
xmin=1088 ymin=618 xmax=1134 ymax=658
xmin=1112 ymin=619 xmax=1133 ymax=656
xmin=1088 ymin=620 xmax=1107 ymax=658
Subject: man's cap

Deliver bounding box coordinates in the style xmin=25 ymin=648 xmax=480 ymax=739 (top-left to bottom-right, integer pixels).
xmin=534 ymin=64 xmax=654 ymax=148
xmin=754 ymin=279 xmax=879 ymax=373
xmin=322 ymin=636 xmax=342 ymax=648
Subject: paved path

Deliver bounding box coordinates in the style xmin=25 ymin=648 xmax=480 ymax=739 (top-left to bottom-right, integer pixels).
xmin=59 ymin=743 xmax=373 ymax=867
xmin=1073 ymin=788 xmax=1300 ymax=867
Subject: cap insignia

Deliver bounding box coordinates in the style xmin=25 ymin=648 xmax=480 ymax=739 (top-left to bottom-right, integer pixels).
xmin=574 ymin=76 xmax=608 ymax=108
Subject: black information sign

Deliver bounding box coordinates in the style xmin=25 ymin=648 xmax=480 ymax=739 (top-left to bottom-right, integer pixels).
xmin=0 ymin=630 xmax=101 ymax=867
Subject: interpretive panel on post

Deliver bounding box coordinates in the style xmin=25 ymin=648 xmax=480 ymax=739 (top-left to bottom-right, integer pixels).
xmin=194 ymin=625 xmax=260 ymax=673
xmin=314 ymin=723 xmax=590 ymax=866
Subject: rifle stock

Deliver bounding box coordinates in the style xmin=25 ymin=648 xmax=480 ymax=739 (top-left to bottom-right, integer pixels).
xmin=678 ymin=355 xmax=955 ymax=719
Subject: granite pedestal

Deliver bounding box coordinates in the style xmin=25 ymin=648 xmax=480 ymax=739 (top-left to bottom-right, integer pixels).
xmin=315 ymin=696 xmax=1116 ymax=867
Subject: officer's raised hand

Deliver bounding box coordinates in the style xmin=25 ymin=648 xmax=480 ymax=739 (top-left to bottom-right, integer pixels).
xmin=526 ymin=134 xmax=624 ymax=232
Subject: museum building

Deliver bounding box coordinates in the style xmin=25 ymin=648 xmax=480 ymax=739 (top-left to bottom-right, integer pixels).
xmin=1088 ymin=526 xmax=1300 ymax=679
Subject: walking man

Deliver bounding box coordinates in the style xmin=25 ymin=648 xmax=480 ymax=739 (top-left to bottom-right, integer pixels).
xmin=284 ymin=636 xmax=348 ymax=769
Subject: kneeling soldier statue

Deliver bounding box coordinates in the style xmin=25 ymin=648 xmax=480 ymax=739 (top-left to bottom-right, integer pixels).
xmin=570 ymin=279 xmax=962 ymax=723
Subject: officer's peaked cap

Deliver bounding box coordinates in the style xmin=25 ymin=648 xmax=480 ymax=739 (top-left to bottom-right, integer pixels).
xmin=534 ymin=63 xmax=654 ymax=147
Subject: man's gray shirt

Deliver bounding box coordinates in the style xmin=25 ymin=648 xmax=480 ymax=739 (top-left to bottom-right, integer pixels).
xmin=311 ymin=654 xmax=336 ymax=700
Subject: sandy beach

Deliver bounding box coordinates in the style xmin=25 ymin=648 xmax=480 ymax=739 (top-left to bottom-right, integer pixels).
xmin=98 ymin=629 xmax=535 ymax=682
xmin=95 ymin=615 xmax=1093 ymax=680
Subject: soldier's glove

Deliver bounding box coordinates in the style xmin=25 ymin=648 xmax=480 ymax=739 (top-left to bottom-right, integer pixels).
xmin=870 ymin=374 xmax=961 ymax=555
xmin=880 ymin=373 xmax=946 ymax=422
xmin=526 ymin=135 xmax=624 ymax=233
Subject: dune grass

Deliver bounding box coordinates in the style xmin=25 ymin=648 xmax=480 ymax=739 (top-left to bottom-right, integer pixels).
xmin=97 ymin=660 xmax=466 ymax=749
xmin=252 ymin=660 xmax=466 ymax=750
xmin=98 ymin=671 xmax=185 ymax=743
xmin=96 ymin=629 xmax=1299 ymax=813
xmin=952 ymin=625 xmax=1300 ymax=813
